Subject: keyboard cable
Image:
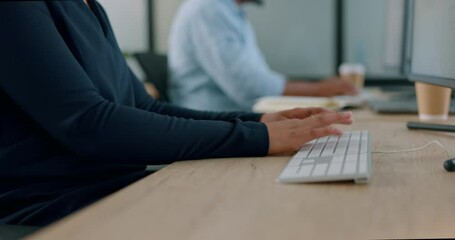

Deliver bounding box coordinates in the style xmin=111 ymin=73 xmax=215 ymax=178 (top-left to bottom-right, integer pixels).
xmin=373 ymin=140 xmax=455 ymax=158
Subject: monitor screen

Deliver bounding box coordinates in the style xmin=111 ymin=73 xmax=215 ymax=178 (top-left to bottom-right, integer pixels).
xmin=344 ymin=0 xmax=406 ymax=79
xmin=409 ymin=0 xmax=455 ymax=88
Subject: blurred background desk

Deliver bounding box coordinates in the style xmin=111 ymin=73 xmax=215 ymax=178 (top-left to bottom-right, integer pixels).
xmin=29 ymin=110 xmax=455 ymax=240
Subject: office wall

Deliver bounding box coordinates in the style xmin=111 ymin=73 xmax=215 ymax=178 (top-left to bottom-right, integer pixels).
xmin=246 ymin=0 xmax=336 ymax=78
xmin=154 ymin=0 xmax=183 ymax=54
xmin=97 ymin=0 xmax=148 ymax=80
xmin=99 ymin=0 xmax=407 ymax=79
xmin=343 ymin=0 xmax=405 ymax=78
xmin=154 ymin=0 xmax=336 ymax=78
xmin=97 ymin=0 xmax=149 ymax=53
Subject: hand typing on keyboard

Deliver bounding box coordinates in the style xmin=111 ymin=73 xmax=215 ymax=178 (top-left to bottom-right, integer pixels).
xmin=262 ymin=109 xmax=353 ymax=155
xmin=278 ymin=130 xmax=371 ymax=184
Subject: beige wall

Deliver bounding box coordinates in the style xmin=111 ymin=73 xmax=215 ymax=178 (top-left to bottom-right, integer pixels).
xmin=246 ymin=0 xmax=336 ymax=77
xmin=153 ymin=0 xmax=337 ymax=77
xmin=154 ymin=0 xmax=183 ymax=54
xmin=98 ymin=0 xmax=148 ymax=52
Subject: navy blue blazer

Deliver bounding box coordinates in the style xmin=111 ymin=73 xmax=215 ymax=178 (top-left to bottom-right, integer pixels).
xmin=0 ymin=1 xmax=268 ymax=226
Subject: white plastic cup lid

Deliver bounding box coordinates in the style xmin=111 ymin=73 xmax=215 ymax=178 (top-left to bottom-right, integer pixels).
xmin=339 ymin=63 xmax=366 ymax=75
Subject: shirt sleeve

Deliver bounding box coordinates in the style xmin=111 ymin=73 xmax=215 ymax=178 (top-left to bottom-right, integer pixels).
xmin=188 ymin=4 xmax=286 ymax=108
xmin=0 ymin=3 xmax=269 ymax=165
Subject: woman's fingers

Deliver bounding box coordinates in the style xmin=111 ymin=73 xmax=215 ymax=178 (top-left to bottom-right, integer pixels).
xmin=298 ymin=126 xmax=343 ymax=143
xmin=268 ymin=125 xmax=344 ymax=155
xmin=262 ymin=107 xmax=336 ymax=123
xmin=286 ymin=107 xmax=330 ymax=119
xmin=303 ymin=111 xmax=352 ymax=130
xmin=266 ymin=111 xmax=353 ymax=155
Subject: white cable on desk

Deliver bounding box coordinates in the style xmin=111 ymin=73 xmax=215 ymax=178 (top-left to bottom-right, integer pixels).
xmin=373 ymin=140 xmax=455 ymax=158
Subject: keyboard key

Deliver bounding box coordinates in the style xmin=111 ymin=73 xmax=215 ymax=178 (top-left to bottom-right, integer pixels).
xmin=358 ymin=154 xmax=368 ymax=174
xmin=358 ymin=162 xmax=368 ymax=175
xmin=287 ymin=157 xmax=303 ymax=167
xmin=331 ymin=155 xmax=345 ymax=163
xmin=347 ymin=141 xmax=360 ymax=154
xmin=326 ymin=141 xmax=337 ymax=148
xmin=312 ymin=163 xmax=328 ymax=177
xmin=351 ymin=131 xmax=361 ymax=140
xmin=340 ymin=132 xmax=350 ymax=140
xmin=343 ymin=162 xmax=357 ymax=175
xmin=302 ymin=159 xmax=315 ymax=165
xmin=317 ymin=137 xmax=329 ymax=143
xmin=321 ymin=142 xmax=337 ymax=156
xmin=328 ymin=136 xmax=339 ymax=142
xmin=345 ymin=154 xmax=358 ymax=163
xmin=334 ymin=142 xmax=348 ymax=155
xmin=295 ymin=149 xmax=310 ymax=159
xmin=327 ymin=163 xmax=343 ymax=176
xmin=308 ymin=143 xmax=325 ymax=158
xmin=298 ymin=165 xmax=314 ymax=177
xmin=280 ymin=166 xmax=301 ymax=179
xmin=301 ymin=144 xmax=313 ymax=150
xmin=361 ymin=140 xmax=368 ymax=154
xmin=321 ymin=150 xmax=334 ymax=157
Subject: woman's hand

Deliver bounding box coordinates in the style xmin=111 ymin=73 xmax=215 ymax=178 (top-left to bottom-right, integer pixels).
xmin=260 ymin=107 xmax=330 ymax=123
xmin=264 ymin=111 xmax=353 ymax=155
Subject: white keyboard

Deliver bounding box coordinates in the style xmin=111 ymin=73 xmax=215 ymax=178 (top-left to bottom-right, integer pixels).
xmin=277 ymin=131 xmax=371 ymax=184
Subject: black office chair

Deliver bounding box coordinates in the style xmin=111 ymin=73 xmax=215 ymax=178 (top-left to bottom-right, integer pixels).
xmin=0 ymin=224 xmax=40 ymax=240
xmin=134 ymin=52 xmax=170 ymax=102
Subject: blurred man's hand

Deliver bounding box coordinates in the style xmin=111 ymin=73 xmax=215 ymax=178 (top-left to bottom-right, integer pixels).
xmin=284 ymin=77 xmax=358 ymax=97
xmin=315 ymin=76 xmax=358 ymax=97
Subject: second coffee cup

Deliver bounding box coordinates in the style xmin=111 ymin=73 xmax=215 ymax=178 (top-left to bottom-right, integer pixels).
xmin=415 ymin=82 xmax=452 ymax=121
xmin=339 ymin=63 xmax=366 ymax=90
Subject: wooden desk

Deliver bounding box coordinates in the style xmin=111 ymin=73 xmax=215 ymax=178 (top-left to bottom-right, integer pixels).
xmin=29 ymin=110 xmax=455 ymax=240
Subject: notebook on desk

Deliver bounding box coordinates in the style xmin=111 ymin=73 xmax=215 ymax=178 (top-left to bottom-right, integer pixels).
xmin=252 ymin=95 xmax=365 ymax=113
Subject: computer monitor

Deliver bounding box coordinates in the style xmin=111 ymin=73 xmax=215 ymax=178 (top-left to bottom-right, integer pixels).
xmin=408 ymin=0 xmax=455 ymax=88
xmin=406 ymin=0 xmax=455 ymax=133
xmin=343 ymin=0 xmax=408 ymax=82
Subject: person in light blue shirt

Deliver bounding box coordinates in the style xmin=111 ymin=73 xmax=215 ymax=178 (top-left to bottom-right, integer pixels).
xmin=169 ymin=0 xmax=357 ymax=112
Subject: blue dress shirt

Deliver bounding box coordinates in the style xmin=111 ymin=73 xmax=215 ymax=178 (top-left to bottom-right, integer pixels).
xmin=169 ymin=0 xmax=286 ymax=112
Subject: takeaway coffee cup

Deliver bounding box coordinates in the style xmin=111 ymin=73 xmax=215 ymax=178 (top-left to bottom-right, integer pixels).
xmin=415 ymin=82 xmax=452 ymax=121
xmin=339 ymin=63 xmax=366 ymax=90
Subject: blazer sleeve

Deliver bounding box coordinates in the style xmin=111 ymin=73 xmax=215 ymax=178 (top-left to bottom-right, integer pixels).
xmin=0 ymin=3 xmax=269 ymax=165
